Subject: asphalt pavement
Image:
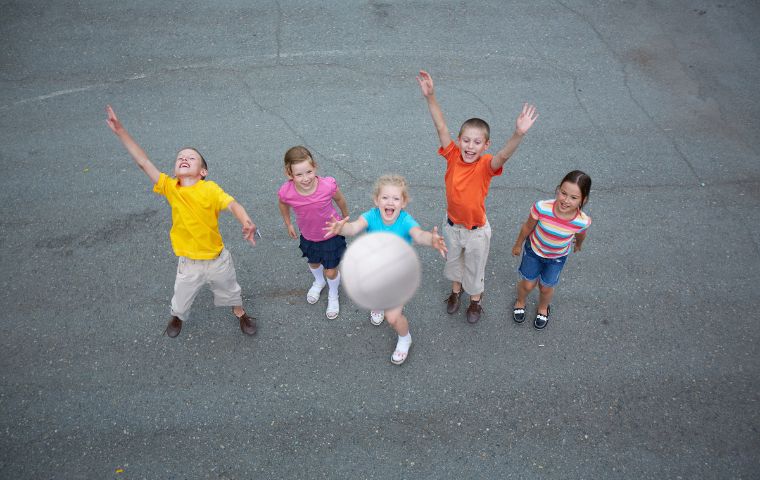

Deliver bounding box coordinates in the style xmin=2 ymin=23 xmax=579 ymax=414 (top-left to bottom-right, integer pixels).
xmin=1 ymin=1 xmax=759 ymax=478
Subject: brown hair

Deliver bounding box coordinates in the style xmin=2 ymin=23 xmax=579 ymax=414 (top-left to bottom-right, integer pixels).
xmin=458 ymin=118 xmax=490 ymax=141
xmin=283 ymin=145 xmax=316 ymax=175
xmin=178 ymin=147 xmax=208 ymax=179
xmin=373 ymin=174 xmax=410 ymax=203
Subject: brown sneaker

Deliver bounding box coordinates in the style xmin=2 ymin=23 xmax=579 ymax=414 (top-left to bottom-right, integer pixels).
xmin=445 ymin=291 xmax=462 ymax=314
xmin=237 ymin=312 xmax=257 ymax=336
xmin=165 ymin=316 xmax=182 ymax=338
xmin=466 ymin=299 xmax=482 ymax=324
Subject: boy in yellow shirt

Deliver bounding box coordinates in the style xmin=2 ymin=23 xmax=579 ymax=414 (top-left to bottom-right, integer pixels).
xmin=106 ymin=105 xmax=258 ymax=338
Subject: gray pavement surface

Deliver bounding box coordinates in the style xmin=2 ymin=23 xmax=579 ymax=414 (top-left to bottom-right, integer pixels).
xmin=1 ymin=1 xmax=759 ymax=478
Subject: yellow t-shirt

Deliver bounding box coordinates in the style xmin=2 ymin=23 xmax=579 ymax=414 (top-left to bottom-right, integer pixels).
xmin=153 ymin=173 xmax=235 ymax=259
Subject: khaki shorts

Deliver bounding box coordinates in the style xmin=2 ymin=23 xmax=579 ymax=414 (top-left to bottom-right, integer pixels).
xmin=170 ymin=248 xmax=243 ymax=321
xmin=443 ymin=220 xmax=492 ymax=296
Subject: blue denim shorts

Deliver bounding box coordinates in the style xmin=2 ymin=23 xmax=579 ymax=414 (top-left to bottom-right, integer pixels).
xmin=517 ymin=239 xmax=568 ymax=287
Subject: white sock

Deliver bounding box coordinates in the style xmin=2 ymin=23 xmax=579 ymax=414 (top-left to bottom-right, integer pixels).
xmin=397 ymin=333 xmax=412 ymax=351
xmin=326 ymin=272 xmax=340 ymax=299
xmin=309 ymin=265 xmax=326 ymax=286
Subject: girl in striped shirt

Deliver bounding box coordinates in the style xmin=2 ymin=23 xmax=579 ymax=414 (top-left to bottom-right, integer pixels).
xmin=510 ymin=171 xmax=592 ymax=329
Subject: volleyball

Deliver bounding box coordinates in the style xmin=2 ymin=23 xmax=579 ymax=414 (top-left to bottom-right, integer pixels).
xmin=340 ymin=232 xmax=421 ymax=311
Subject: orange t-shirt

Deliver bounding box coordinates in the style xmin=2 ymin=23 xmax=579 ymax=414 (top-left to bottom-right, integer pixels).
xmin=439 ymin=141 xmax=502 ymax=229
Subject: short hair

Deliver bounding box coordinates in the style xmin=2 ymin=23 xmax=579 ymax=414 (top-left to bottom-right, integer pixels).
xmin=179 ymin=147 xmax=208 ymax=179
xmin=458 ymin=118 xmax=490 ymax=141
xmin=558 ymin=170 xmax=592 ymax=207
xmin=373 ymin=174 xmax=410 ymax=203
xmin=283 ymin=145 xmax=315 ymax=175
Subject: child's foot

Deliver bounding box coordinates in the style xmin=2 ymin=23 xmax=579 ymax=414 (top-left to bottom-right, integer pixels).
xmin=326 ymin=295 xmax=340 ymax=319
xmin=236 ymin=312 xmax=257 ymax=336
xmin=534 ymin=305 xmax=551 ymax=330
xmin=369 ymin=310 xmax=385 ymax=326
xmin=164 ymin=316 xmax=182 ymax=338
xmin=445 ymin=290 xmax=461 ymax=314
xmin=307 ymin=281 xmax=326 ymax=304
xmin=466 ymin=298 xmax=482 ymax=324
xmin=391 ymin=336 xmax=412 ymax=365
xmin=513 ymin=301 xmax=526 ymax=323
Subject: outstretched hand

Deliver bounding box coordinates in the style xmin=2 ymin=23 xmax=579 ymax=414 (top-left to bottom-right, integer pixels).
xmin=431 ymin=226 xmax=448 ymax=258
xmin=323 ymin=215 xmax=349 ymax=238
xmin=515 ymin=103 xmax=539 ymax=136
xmin=242 ymin=220 xmax=257 ymax=246
xmin=416 ymin=70 xmax=435 ymax=98
xmin=105 ymin=105 xmax=124 ymax=135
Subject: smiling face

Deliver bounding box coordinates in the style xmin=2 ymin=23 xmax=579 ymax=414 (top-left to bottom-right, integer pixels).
xmin=374 ymin=184 xmax=408 ymax=224
xmin=174 ymin=148 xmax=207 ymax=180
xmin=554 ymin=181 xmax=583 ymax=218
xmin=288 ymin=159 xmax=318 ymax=194
xmin=457 ymin=126 xmax=491 ymax=163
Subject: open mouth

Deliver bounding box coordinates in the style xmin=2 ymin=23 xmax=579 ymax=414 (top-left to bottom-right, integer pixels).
xmin=179 ymin=162 xmax=190 ymax=168
xmin=384 ymin=207 xmax=395 ymax=217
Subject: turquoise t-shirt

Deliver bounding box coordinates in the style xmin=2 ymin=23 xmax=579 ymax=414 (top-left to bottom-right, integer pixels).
xmin=361 ymin=208 xmax=420 ymax=244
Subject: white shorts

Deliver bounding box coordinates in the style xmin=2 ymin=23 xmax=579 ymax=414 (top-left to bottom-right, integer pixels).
xmin=170 ymin=248 xmax=243 ymax=321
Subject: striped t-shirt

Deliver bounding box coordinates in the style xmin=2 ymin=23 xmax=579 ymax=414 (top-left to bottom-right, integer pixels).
xmin=528 ymin=199 xmax=591 ymax=259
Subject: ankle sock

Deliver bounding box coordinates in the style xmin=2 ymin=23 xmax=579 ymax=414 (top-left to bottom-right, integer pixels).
xmin=396 ymin=333 xmax=412 ymax=352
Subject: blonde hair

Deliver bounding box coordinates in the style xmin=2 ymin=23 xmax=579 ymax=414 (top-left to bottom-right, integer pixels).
xmin=373 ymin=174 xmax=410 ymax=203
xmin=283 ymin=145 xmax=316 ymax=175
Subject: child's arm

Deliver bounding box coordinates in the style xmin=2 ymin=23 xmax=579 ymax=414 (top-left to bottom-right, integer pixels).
xmin=277 ymin=199 xmax=298 ymax=239
xmin=227 ymin=201 xmax=258 ymax=246
xmin=491 ymin=103 xmax=539 ymax=172
xmin=105 ymin=105 xmax=161 ymax=184
xmin=573 ymin=231 xmax=587 ymax=253
xmin=332 ymin=189 xmax=349 ymax=218
xmin=409 ymin=226 xmax=448 ymax=258
xmin=511 ymin=215 xmax=538 ymax=256
xmin=323 ymin=215 xmax=368 ymax=238
xmin=416 ymin=70 xmax=452 ymax=149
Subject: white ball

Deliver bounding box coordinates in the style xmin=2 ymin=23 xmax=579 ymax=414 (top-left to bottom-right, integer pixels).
xmin=340 ymin=232 xmax=421 ymax=311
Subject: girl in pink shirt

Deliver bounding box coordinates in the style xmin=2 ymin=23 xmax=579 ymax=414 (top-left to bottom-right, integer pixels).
xmin=277 ymin=146 xmax=349 ymax=319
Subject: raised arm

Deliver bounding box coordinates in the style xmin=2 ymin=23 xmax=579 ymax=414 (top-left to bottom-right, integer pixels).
xmin=409 ymin=225 xmax=448 ymax=258
xmin=490 ymin=103 xmax=539 ymax=172
xmin=277 ymin=199 xmax=298 ymax=239
xmin=228 ymin=200 xmax=257 ymax=246
xmin=105 ymin=105 xmax=161 ymax=184
xmin=511 ymin=215 xmax=538 ymax=256
xmin=416 ymin=70 xmax=452 ymax=149
xmin=323 ymin=215 xmax=368 ymax=238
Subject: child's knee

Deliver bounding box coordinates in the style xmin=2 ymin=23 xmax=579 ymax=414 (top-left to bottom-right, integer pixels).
xmin=324 ymin=268 xmax=338 ymax=279
xmin=538 ymin=283 xmax=555 ymax=294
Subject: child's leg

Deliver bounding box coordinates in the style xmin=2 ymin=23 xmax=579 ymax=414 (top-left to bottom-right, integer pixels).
xmin=443 ymin=223 xmax=465 ymax=293
xmin=307 ymin=263 xmax=326 ymax=304
xmin=460 ymin=223 xmax=492 ymax=302
xmin=309 ymin=263 xmax=326 ymax=284
xmin=385 ymin=306 xmax=408 ymax=336
xmin=386 ymin=306 xmax=412 ymax=365
xmin=170 ymin=257 xmax=206 ymax=321
xmin=537 ymin=283 xmax=555 ymax=316
xmin=515 ymin=279 xmax=537 ymax=308
xmin=207 ymin=249 xmax=256 ymax=335
xmin=324 ymin=267 xmax=340 ymax=319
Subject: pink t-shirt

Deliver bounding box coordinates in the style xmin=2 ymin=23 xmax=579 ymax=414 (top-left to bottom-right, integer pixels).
xmin=278 ymin=176 xmax=342 ymax=241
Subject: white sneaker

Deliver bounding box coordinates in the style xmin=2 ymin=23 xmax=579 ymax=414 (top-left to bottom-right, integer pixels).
xmin=306 ymin=281 xmax=326 ymax=304
xmin=369 ymin=310 xmax=384 ymax=326
xmin=326 ymin=296 xmax=339 ymax=319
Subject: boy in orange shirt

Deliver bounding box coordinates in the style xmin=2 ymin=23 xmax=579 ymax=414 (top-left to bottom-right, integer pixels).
xmin=417 ymin=70 xmax=538 ymax=323
xmin=106 ymin=105 xmax=258 ymax=338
